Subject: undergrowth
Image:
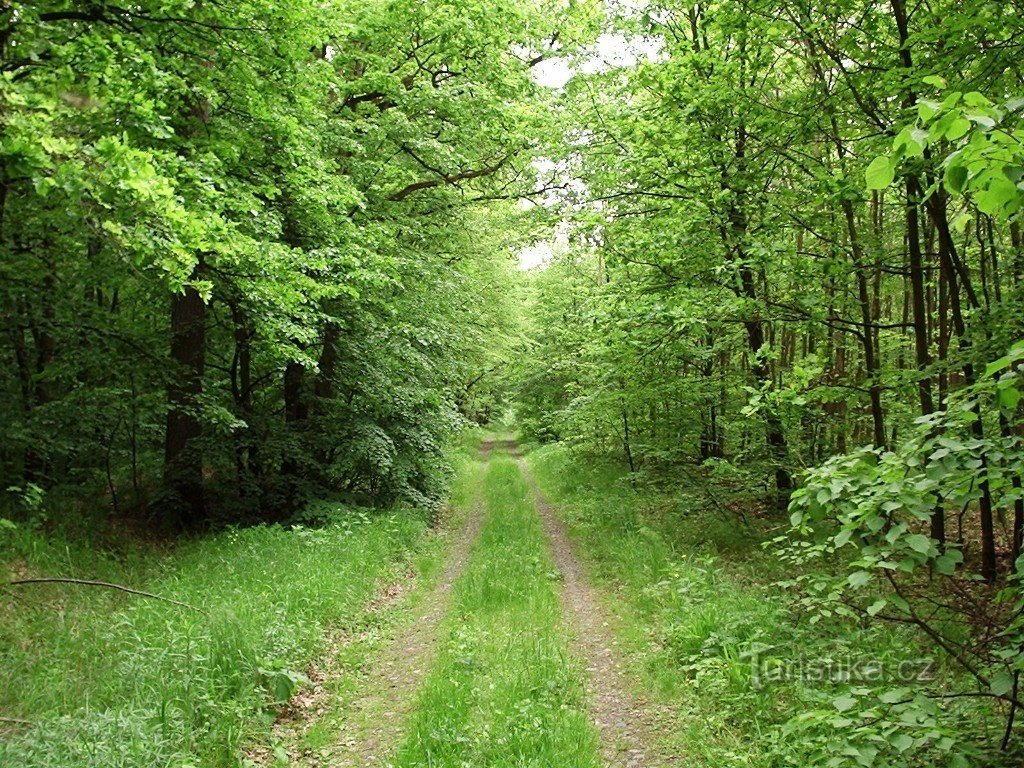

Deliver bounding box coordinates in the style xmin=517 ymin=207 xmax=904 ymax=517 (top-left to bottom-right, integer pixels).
xmin=524 ymin=442 xmax=1003 ymax=767
xmin=0 ymin=507 xmax=430 ymax=766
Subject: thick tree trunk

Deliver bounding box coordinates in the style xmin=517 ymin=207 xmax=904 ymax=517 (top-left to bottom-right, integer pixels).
xmin=313 ymin=322 xmax=340 ymax=400
xmin=284 ymin=361 xmax=308 ymax=424
xmin=162 ymin=270 xmax=206 ymax=527
xmin=281 ymin=358 xmax=308 ymax=499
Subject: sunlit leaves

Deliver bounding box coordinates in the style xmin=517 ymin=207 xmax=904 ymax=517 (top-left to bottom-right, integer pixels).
xmin=879 ymin=88 xmax=1024 ymax=216
xmin=865 ymin=156 xmax=896 ymax=189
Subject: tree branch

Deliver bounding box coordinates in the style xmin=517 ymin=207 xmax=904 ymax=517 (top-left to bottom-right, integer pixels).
xmin=7 ymin=578 xmax=207 ymax=614
xmin=389 ymin=156 xmax=510 ymax=201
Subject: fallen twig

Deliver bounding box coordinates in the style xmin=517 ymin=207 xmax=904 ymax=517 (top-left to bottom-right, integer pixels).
xmin=6 ymin=578 xmax=207 ymax=614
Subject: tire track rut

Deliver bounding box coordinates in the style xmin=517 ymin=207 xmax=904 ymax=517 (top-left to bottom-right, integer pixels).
xmin=510 ymin=440 xmax=665 ymax=768
xmin=278 ymin=439 xmax=494 ymax=768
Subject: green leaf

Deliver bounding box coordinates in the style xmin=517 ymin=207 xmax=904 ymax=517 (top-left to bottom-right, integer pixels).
xmin=865 ymin=156 xmax=895 ymax=190
xmin=966 ymin=111 xmax=997 ymax=130
xmin=991 ymin=670 xmax=1016 ymax=697
xmin=905 ymin=534 xmax=932 ymax=554
xmin=945 ymin=117 xmax=971 ymax=141
xmin=832 ymin=693 xmax=858 ymax=712
xmin=985 ymin=353 xmax=1016 ymax=378
xmin=879 ymin=687 xmax=910 ymax=704
xmin=890 ymin=595 xmax=911 ymax=612
xmin=891 ymin=733 xmax=914 ymax=752
xmin=944 ymin=163 xmax=968 ymax=193
xmin=272 ymin=673 xmax=294 ymax=702
xmin=848 ymin=570 xmax=873 ymax=588
xmin=917 ymin=99 xmax=940 ymax=122
xmin=866 ymin=599 xmax=887 ymax=616
xmin=922 ymin=75 xmax=946 ymax=88
xmin=999 ymin=385 xmax=1021 ymax=411
xmin=976 ymin=177 xmax=1019 ymax=215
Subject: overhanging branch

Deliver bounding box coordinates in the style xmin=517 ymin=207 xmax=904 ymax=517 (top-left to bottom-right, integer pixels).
xmin=389 ymin=156 xmax=510 ymax=201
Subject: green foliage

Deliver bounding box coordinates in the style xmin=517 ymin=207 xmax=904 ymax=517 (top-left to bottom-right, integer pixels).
xmin=876 ymin=87 xmax=1024 ymax=217
xmin=525 ymin=442 xmax=1017 ymax=767
xmin=513 ymin=2 xmax=1024 ymax=754
xmin=0 ymin=0 xmax=583 ymax=526
xmin=777 ymin=350 xmax=1024 ymax=764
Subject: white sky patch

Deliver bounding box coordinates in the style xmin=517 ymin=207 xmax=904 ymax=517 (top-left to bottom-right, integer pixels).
xmin=533 ymin=57 xmax=573 ymax=88
xmin=518 ymin=221 xmax=572 ymax=270
xmin=531 ymin=33 xmax=664 ymax=89
xmin=519 ymin=241 xmax=554 ymax=270
xmin=522 ymin=27 xmax=664 ymax=269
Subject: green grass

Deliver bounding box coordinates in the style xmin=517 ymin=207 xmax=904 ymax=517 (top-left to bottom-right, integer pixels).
xmin=7 ymin=433 xmax=1001 ymax=767
xmin=522 ymin=442 xmax=982 ymax=768
xmin=0 ymin=507 xmax=432 ymax=767
xmin=264 ymin=432 xmax=488 ymax=764
xmin=392 ymin=449 xmax=601 ymax=768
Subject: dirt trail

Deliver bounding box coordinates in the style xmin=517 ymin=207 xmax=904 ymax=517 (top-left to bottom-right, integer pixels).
xmin=285 ymin=439 xmax=494 ymax=767
xmin=509 ymin=439 xmax=663 ymax=768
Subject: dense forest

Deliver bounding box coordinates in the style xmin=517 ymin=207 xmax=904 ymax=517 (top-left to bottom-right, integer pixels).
xmin=2 ymin=1 xmax=1024 ymax=767
xmin=0 ymin=0 xmax=562 ymax=526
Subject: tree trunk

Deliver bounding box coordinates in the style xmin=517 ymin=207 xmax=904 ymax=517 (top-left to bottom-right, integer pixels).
xmin=739 ymin=276 xmax=792 ymax=507
xmin=700 ymin=329 xmax=723 ymax=460
xmin=726 ymin=122 xmax=792 ymax=508
xmin=162 ymin=268 xmax=207 ymax=528
xmin=841 ymin=197 xmax=886 ymax=449
xmin=313 ymin=322 xmax=340 ymax=400
xmin=281 ymin=358 xmax=308 ymax=499
xmin=230 ymin=300 xmax=260 ymax=494
xmin=906 ymin=175 xmax=943 ymax=545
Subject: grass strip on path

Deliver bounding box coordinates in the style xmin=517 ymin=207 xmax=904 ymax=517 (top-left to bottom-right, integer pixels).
xmin=513 ymin=441 xmax=664 ymax=768
xmin=392 ymin=446 xmax=602 ymax=768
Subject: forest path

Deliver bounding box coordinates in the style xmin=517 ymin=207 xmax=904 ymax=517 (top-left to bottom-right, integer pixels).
xmin=261 ymin=439 xmax=493 ymax=767
xmin=327 ymin=438 xmax=495 ymax=766
xmin=510 ymin=439 xmax=665 ymax=768
xmin=262 ymin=437 xmax=667 ymax=767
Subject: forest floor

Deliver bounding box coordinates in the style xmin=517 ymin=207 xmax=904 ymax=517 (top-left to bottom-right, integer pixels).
xmin=4 ymin=435 xmax=989 ymax=767
xmin=264 ymin=436 xmax=672 ymax=767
